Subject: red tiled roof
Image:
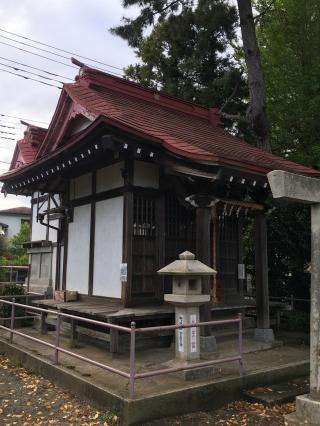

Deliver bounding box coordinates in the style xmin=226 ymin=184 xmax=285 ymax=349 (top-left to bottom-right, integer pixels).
xmin=10 ymin=122 xmax=47 ymax=170
xmin=3 ymin=61 xmax=320 ymax=179
xmin=57 ymin=70 xmax=320 ymax=177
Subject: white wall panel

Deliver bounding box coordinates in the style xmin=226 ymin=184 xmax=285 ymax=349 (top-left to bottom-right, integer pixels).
xmin=31 ymin=200 xmax=47 ymax=241
xmin=93 ymin=196 xmax=123 ymax=298
xmin=134 ymin=160 xmax=159 ymax=188
xmin=66 ymin=204 xmax=91 ymax=294
xmin=70 ymin=173 xmax=92 ymax=200
xmin=96 ymin=162 xmax=124 ymax=193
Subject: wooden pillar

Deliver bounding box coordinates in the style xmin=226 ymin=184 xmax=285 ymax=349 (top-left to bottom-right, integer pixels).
xmin=196 ymin=207 xmax=211 ymax=336
xmin=254 ymin=213 xmax=270 ymax=329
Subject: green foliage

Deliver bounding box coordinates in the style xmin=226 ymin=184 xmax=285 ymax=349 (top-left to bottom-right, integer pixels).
xmin=267 ymin=202 xmax=311 ymax=299
xmin=111 ymin=0 xmax=251 ymax=138
xmin=257 ymin=0 xmax=320 ymax=167
xmin=286 ymin=310 xmax=310 ymax=333
xmin=0 ymin=235 xmax=8 ymax=257
xmin=0 ymin=284 xmax=24 ymax=318
xmin=9 ymin=222 xmax=30 ymax=258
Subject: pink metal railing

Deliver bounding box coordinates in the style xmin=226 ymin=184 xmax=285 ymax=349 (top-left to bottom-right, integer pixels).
xmin=0 ymin=298 xmax=243 ymax=398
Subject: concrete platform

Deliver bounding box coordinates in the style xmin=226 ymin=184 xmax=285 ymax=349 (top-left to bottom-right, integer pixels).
xmin=0 ymin=327 xmax=310 ymax=425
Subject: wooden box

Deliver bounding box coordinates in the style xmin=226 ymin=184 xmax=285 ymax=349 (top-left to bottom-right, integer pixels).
xmin=54 ymin=290 xmax=78 ymax=302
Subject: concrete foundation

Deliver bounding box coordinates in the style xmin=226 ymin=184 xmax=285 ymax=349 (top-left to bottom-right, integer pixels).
xmin=285 ymin=394 xmax=320 ymax=425
xmin=200 ymin=335 xmax=218 ymax=352
xmin=0 ymin=327 xmax=311 ymax=425
xmin=254 ymin=328 xmax=275 ymax=343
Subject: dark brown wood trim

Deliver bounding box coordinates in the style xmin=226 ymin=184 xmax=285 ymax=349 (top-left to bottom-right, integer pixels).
xmin=71 ymin=185 xmax=161 ymax=208
xmin=155 ymin=193 xmax=165 ymax=300
xmin=196 ymin=207 xmax=212 ymax=334
xmin=62 ymin=189 xmax=70 ymax=291
xmin=122 ymin=160 xmax=134 ymax=306
xmin=31 ymin=194 xmax=48 ymax=205
xmin=88 ymin=171 xmax=96 ymax=296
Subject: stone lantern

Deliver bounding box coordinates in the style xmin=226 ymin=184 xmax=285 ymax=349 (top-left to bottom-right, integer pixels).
xmin=158 ymin=251 xmax=216 ymax=362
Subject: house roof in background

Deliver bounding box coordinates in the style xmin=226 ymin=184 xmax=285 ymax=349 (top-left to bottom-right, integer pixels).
xmin=0 ymin=207 xmax=31 ymax=215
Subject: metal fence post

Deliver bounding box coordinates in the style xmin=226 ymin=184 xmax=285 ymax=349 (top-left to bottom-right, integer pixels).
xmin=54 ymin=309 xmax=61 ymax=364
xmin=238 ymin=313 xmax=243 ymax=376
xmin=10 ymin=298 xmax=16 ymax=344
xmin=129 ymin=321 xmax=136 ymax=399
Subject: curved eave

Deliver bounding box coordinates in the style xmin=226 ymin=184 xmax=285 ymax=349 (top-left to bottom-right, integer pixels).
xmin=2 ymin=114 xmax=320 ymax=188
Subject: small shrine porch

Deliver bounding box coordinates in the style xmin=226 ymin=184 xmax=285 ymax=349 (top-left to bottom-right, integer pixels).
xmin=0 ymin=321 xmax=309 ymax=425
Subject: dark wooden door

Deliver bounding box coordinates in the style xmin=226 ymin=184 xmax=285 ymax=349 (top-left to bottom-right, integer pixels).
xmin=218 ymin=213 xmax=240 ymax=303
xmin=131 ymin=194 xmax=164 ymax=304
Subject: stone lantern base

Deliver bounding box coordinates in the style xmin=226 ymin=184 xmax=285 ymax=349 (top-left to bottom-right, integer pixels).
xmin=285 ymin=394 xmax=320 ymax=425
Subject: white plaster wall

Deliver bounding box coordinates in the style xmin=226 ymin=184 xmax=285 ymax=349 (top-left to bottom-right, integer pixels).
xmin=70 ymin=173 xmax=92 ymax=200
xmin=96 ymin=162 xmax=124 ymax=193
xmin=0 ymin=214 xmax=29 ymax=239
xmin=31 ymin=199 xmax=47 ymax=241
xmin=134 ymin=160 xmax=159 ymax=188
xmin=93 ymin=196 xmax=123 ymax=298
xmin=51 ymin=246 xmax=57 ymax=287
xmin=66 ymin=204 xmax=91 ymax=294
xmin=48 ymin=194 xmax=60 ymax=243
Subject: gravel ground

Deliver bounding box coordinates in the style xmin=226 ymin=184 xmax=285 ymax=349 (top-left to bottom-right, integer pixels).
xmin=0 ymin=355 xmax=295 ymax=425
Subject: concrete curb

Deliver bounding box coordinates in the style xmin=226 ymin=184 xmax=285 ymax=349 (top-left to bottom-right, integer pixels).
xmin=0 ymin=338 xmax=310 ymax=425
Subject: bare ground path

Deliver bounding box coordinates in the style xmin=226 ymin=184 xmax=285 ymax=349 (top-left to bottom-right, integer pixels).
xmin=0 ymin=354 xmax=295 ymax=425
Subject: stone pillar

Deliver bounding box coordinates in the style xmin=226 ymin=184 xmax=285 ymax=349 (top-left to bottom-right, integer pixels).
xmin=196 ymin=208 xmax=217 ymax=351
xmin=310 ymin=204 xmax=320 ymax=397
xmin=254 ymin=213 xmax=274 ymax=342
xmin=286 ymin=204 xmax=320 ymax=425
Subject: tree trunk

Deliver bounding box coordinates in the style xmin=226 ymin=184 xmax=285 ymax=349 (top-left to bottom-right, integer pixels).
xmin=237 ymin=0 xmax=271 ymax=153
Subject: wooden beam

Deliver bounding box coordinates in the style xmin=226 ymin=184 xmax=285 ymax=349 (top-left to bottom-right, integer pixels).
xmin=196 ymin=207 xmax=212 ymax=335
xmin=254 ymin=213 xmax=270 ymax=329
xmin=88 ymin=171 xmax=96 ymax=296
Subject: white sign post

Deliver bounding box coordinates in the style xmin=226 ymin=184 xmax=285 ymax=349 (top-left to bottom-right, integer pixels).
xmin=268 ymin=170 xmax=320 ymax=425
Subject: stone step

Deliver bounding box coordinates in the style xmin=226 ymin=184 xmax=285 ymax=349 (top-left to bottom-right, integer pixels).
xmin=243 ymin=376 xmax=309 ymax=406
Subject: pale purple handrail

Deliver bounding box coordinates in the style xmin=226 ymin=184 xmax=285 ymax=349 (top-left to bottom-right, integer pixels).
xmin=0 ymin=297 xmax=243 ymax=398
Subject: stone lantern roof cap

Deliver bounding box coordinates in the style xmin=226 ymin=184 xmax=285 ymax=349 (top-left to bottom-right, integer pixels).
xmin=157 ymin=251 xmax=217 ymax=276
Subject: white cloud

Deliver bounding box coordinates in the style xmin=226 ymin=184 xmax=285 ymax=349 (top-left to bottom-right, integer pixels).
xmin=0 ymin=0 xmax=138 ymax=208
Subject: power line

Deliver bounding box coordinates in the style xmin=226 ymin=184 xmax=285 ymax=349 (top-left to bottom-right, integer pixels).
xmin=0 ymin=27 xmax=123 ymax=71
xmin=0 ymin=56 xmax=73 ymax=81
xmin=0 ymin=40 xmax=77 ymax=69
xmin=0 ymin=61 xmax=66 ymax=84
xmin=0 ymin=136 xmax=15 ymax=140
xmin=0 ymin=40 xmax=123 ymax=77
xmin=0 ymin=119 xmax=25 ymax=126
xmin=0 ymin=124 xmax=19 ymax=130
xmin=0 ymin=130 xmax=18 ymax=135
xmin=0 ymin=67 xmax=63 ymax=89
xmin=0 ymin=36 xmax=123 ymax=76
xmin=0 ymin=114 xmax=48 ymax=125
xmin=0 ymin=159 xmax=11 ymax=164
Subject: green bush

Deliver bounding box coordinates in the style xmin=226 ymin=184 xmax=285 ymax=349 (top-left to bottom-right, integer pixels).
xmin=0 ymin=284 xmax=25 ymax=318
xmin=286 ymin=310 xmax=310 ymax=333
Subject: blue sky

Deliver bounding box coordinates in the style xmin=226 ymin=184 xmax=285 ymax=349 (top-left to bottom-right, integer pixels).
xmin=0 ymin=0 xmax=138 ymax=209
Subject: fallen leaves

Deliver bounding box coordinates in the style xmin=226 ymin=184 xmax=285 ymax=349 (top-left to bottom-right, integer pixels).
xmin=0 ymin=355 xmax=120 ymax=426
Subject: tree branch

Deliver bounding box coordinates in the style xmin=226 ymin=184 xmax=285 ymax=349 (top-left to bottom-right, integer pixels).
xmin=151 ymin=0 xmax=187 ymax=17
xmin=219 ymin=78 xmax=241 ymax=113
xmin=253 ymin=0 xmax=276 ymax=22
xmin=220 ymin=112 xmax=248 ymax=123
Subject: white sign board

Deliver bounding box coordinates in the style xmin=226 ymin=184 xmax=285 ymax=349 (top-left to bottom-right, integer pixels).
xmin=190 ymin=314 xmax=197 ymax=353
xmin=178 ymin=314 xmax=184 ymax=352
xmin=120 ymin=263 xmax=127 ymax=282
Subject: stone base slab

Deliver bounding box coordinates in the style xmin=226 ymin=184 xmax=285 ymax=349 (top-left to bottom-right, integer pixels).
xmin=285 ymin=394 xmax=320 ymax=425
xmin=200 ymin=335 xmax=217 ymax=352
xmin=254 ymin=328 xmax=275 ymax=343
